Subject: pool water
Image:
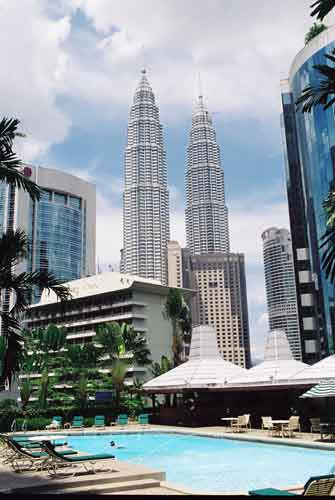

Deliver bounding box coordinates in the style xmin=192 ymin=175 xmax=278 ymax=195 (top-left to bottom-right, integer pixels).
xmin=67 ymin=432 xmax=335 ymax=493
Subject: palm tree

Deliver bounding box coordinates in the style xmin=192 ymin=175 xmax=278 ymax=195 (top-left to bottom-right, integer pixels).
xmin=151 ymin=355 xmax=172 ymax=377
xmin=164 ymin=288 xmax=191 ymax=367
xmin=38 ymin=369 xmax=49 ymax=411
xmin=0 ymin=118 xmax=41 ymax=200
xmin=0 ymin=117 xmax=71 ymax=386
xmin=110 ymin=359 xmax=129 ymax=406
xmin=0 ymin=231 xmax=71 ymax=386
xmin=95 ymin=322 xmax=125 ymax=364
xmin=310 ymin=0 xmax=335 ymax=21
xmin=19 ymin=379 xmax=33 ymax=410
xmin=122 ymin=324 xmax=152 ymax=366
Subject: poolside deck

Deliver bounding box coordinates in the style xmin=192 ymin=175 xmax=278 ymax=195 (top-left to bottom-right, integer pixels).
xmin=2 ymin=424 xmax=333 ymax=495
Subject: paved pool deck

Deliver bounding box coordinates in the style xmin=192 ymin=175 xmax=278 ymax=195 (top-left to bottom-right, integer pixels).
xmin=2 ymin=424 xmax=335 ymax=495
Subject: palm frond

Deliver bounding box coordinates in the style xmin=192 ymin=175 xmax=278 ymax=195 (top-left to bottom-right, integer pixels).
xmin=311 ymin=0 xmax=335 ymax=20
xmin=0 ymin=117 xmax=40 ymax=201
xmin=0 ymin=313 xmax=24 ymax=386
xmin=320 ymin=226 xmax=335 ymax=282
xmin=296 ymin=49 xmax=335 ymax=113
xmin=0 ymin=229 xmax=28 ymax=267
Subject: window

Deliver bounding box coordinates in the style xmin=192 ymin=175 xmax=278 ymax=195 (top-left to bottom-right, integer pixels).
xmin=70 ymin=196 xmax=81 ymax=210
xmin=41 ymin=189 xmax=52 ymax=201
xmin=54 ymin=192 xmax=67 ymax=205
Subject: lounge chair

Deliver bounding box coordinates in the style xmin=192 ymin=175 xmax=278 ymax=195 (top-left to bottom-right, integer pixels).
xmin=94 ymin=415 xmax=105 ymax=428
xmin=282 ymin=416 xmax=301 ymax=438
xmin=249 ymin=473 xmax=335 ymax=496
xmin=116 ymin=414 xmax=128 ymax=426
xmin=3 ymin=437 xmax=77 ymax=472
xmin=40 ymin=440 xmax=115 ymax=477
xmin=71 ymin=416 xmax=84 ymax=428
xmin=137 ymin=414 xmax=150 ymax=426
xmin=46 ymin=416 xmax=63 ymax=430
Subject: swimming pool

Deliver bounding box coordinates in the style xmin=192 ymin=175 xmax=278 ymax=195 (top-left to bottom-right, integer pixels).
xmin=67 ymin=432 xmax=335 ymax=493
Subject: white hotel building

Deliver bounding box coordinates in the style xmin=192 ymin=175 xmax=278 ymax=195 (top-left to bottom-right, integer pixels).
xmin=25 ymin=272 xmax=194 ymax=380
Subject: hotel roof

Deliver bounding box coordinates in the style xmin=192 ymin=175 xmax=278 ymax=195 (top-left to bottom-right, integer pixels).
xmin=33 ymin=271 xmax=195 ymax=307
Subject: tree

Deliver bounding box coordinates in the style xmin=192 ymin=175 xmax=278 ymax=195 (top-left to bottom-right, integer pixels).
xmin=305 ymin=22 xmax=327 ymax=44
xmin=95 ymin=322 xmax=125 ymax=364
xmin=164 ymin=289 xmax=191 ymax=366
xmin=0 ymin=117 xmax=71 ymax=387
xmin=0 ymin=118 xmax=41 ymax=200
xmin=0 ymin=229 xmax=71 ymax=385
xmin=37 ymin=370 xmax=49 ymax=411
xmin=19 ymin=379 xmax=33 ymax=410
xmin=122 ymin=324 xmax=152 ymax=366
xmin=74 ymin=373 xmax=88 ymax=411
xmin=110 ymin=360 xmax=129 ymax=406
xmin=310 ymin=0 xmax=335 ymax=21
xmin=151 ymin=355 xmax=173 ymax=377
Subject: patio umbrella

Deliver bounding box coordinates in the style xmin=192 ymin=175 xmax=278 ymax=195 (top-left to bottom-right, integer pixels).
xmin=300 ymin=380 xmax=335 ymax=424
xmin=300 ymin=379 xmax=335 ymax=399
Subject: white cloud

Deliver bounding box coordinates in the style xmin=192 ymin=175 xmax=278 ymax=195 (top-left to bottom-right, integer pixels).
xmin=61 ymin=0 xmax=313 ymax=122
xmin=0 ymin=0 xmax=72 ymax=160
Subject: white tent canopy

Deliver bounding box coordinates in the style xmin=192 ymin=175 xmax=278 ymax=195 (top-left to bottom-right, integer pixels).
xmin=143 ymin=325 xmax=247 ymax=391
xmin=291 ymin=355 xmax=335 ymax=383
xmin=213 ymin=330 xmax=308 ymax=387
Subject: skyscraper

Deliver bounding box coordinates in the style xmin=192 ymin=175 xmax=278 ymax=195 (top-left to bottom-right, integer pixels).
xmin=280 ymin=26 xmax=335 ymax=361
xmin=184 ymin=93 xmax=251 ymax=368
xmin=123 ymin=70 xmax=170 ymax=285
xmin=0 ymin=164 xmax=96 ymax=302
xmin=189 ymin=253 xmax=251 ymax=368
xmin=185 ymin=94 xmax=229 ymax=255
xmin=262 ymin=227 xmax=302 ymax=361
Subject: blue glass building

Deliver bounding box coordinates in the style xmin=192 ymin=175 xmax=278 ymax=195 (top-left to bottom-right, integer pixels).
xmin=281 ymin=27 xmax=335 ymax=360
xmin=0 ymin=165 xmax=96 ymax=302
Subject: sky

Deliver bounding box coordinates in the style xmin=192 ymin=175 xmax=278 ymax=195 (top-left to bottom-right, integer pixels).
xmin=0 ymin=0 xmax=327 ymax=362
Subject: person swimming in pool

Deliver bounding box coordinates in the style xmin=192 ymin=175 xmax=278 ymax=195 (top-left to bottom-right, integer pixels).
xmin=110 ymin=440 xmax=125 ymax=449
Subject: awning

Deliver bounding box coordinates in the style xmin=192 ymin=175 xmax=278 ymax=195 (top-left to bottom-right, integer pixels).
xmin=300 ymin=379 xmax=335 ymax=399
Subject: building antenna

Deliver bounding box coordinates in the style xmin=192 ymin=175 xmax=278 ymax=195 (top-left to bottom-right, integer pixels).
xmin=141 ymin=44 xmax=147 ymax=74
xmin=198 ymin=72 xmax=203 ymax=102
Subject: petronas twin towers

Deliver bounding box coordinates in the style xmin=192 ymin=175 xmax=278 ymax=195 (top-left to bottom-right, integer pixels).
xmin=122 ymin=70 xmax=230 ymax=284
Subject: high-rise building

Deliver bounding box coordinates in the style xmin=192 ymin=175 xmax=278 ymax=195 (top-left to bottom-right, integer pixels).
xmin=167 ymin=241 xmax=183 ymax=288
xmin=184 ymin=93 xmax=250 ymax=368
xmin=189 ymin=253 xmax=251 ymax=368
xmin=261 ymin=227 xmax=302 ymax=361
xmin=280 ymin=26 xmax=335 ymax=360
xmin=123 ymin=70 xmax=170 ymax=285
xmin=0 ymin=164 xmax=96 ymax=302
xmin=185 ymin=94 xmax=229 ymax=255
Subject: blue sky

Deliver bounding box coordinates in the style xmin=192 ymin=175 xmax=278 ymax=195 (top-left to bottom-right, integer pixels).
xmin=1 ymin=0 xmax=325 ymax=361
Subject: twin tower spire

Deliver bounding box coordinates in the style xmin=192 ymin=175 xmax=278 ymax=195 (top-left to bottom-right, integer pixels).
xmin=122 ymin=70 xmax=230 ymax=284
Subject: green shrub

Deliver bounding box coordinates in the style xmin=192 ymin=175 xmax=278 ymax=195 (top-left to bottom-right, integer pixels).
xmin=16 ymin=417 xmax=50 ymax=431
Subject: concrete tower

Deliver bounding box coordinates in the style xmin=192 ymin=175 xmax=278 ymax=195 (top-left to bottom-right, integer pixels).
xmin=185 ymin=93 xmax=229 ymax=255
xmin=123 ymin=70 xmax=170 ymax=284
xmin=262 ymin=227 xmax=302 ymax=361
